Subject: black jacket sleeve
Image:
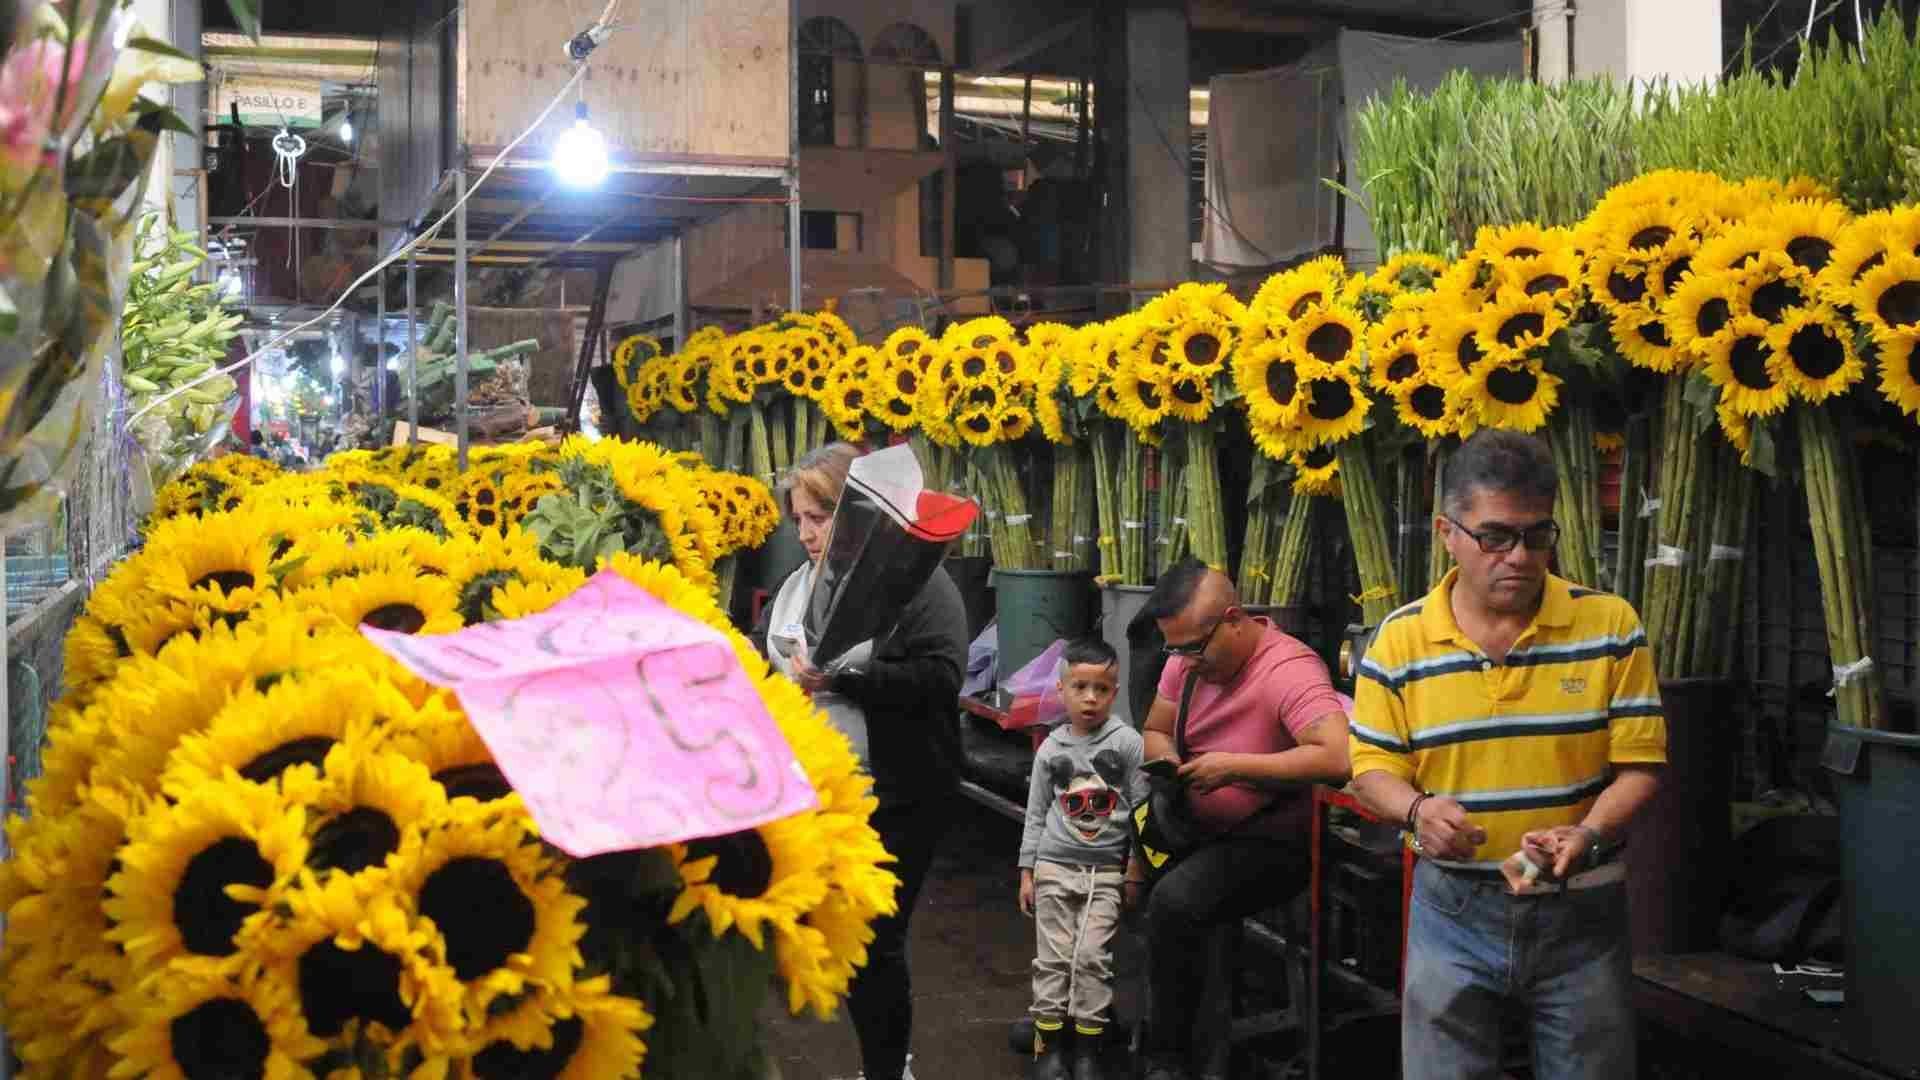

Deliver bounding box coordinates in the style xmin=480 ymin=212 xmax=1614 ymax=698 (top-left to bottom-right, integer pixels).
xmin=829 ymin=566 xmax=967 ymax=713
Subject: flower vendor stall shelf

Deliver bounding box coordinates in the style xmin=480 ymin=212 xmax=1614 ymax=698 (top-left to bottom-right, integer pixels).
xmin=1824 ymin=726 xmax=1920 ymax=1073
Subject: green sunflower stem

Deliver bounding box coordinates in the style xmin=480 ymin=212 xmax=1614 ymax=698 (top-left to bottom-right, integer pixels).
xmin=1239 ymin=452 xmax=1279 ymax=605
xmin=723 ymin=410 xmax=750 ymax=474
xmin=1615 ymin=413 xmax=1654 ymax=610
xmin=1090 ymin=422 xmax=1123 ymax=580
xmin=1184 ymin=422 xmax=1229 ymax=571
xmin=1271 ymin=492 xmax=1318 ymax=607
xmin=766 ymin=398 xmax=792 ymax=476
xmin=1546 ymin=403 xmax=1602 ymax=588
xmin=1393 ymin=445 xmax=1428 ymax=601
xmin=1693 ymin=446 xmax=1754 ymax=682
xmin=698 ymin=413 xmax=725 ymax=468
xmin=1334 ymin=434 xmax=1401 ymax=626
xmin=1428 ymin=442 xmax=1455 ymax=589
xmin=1123 ymin=426 xmax=1150 ymax=583
xmin=1798 ymin=406 xmax=1887 ymax=729
xmin=1646 ymin=378 xmax=1707 ymax=678
xmin=991 ymin=444 xmax=1039 ymax=570
xmin=713 ymin=554 xmax=739 ymax=611
xmin=747 ymin=404 xmax=775 ymax=490
xmin=1051 ymin=440 xmax=1095 ymax=572
xmin=1157 ymin=440 xmax=1191 ymax=574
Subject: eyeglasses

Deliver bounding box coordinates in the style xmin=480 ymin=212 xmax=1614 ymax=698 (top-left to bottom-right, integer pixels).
xmin=1059 ymin=788 xmax=1121 ymax=817
xmin=1444 ymin=516 xmax=1561 ymax=555
xmin=1163 ymin=609 xmax=1235 ymax=658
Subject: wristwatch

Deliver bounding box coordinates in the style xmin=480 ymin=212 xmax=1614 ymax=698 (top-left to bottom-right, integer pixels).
xmin=1581 ymin=827 xmax=1604 ymax=871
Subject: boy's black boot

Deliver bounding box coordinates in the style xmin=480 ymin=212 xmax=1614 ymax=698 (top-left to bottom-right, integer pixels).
xmin=1071 ymin=1035 xmax=1107 ymax=1080
xmin=1029 ymin=1024 xmax=1070 ymax=1080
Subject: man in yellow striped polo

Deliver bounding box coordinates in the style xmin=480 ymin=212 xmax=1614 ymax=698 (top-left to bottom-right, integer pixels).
xmin=1349 ymin=429 xmax=1666 ymax=1080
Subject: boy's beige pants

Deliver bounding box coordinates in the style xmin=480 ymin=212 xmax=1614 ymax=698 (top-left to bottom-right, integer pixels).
xmin=1031 ymin=861 xmax=1126 ymax=1025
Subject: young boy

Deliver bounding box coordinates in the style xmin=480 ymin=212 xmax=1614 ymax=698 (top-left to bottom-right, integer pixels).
xmin=1018 ymin=638 xmax=1145 ymax=1080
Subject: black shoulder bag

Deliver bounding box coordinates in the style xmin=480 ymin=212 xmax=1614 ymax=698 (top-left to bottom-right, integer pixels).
xmin=1131 ymin=670 xmax=1211 ymax=877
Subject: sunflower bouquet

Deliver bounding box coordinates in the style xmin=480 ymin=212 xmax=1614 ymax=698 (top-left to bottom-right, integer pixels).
xmin=5 ymin=456 xmax=901 ymax=1077
xmin=1068 ymin=317 xmax=1152 ymax=584
xmin=520 ymin=436 xmax=724 ymax=590
xmin=1027 ymin=322 xmax=1098 ymax=573
xmin=914 ymin=316 xmax=1048 ymax=568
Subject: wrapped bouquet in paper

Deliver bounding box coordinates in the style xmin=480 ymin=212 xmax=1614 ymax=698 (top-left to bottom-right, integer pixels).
xmin=805 ymin=442 xmax=978 ymax=666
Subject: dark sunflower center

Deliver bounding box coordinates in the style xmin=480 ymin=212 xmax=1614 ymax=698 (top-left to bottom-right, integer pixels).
xmin=433 ymin=764 xmax=514 ymax=802
xmin=1497 ymin=312 xmax=1547 ymax=348
xmin=1458 ymin=332 xmax=1486 ymax=372
xmin=1287 ymin=292 xmax=1324 ymax=320
xmin=1303 ymin=445 xmax=1336 ymax=470
xmin=1183 ymin=333 xmax=1221 ymax=366
xmin=686 ymin=829 xmax=776 ymax=897
xmin=298 ymin=940 xmax=411 ymax=1038
xmin=194 ymin=570 xmax=255 ymax=594
xmin=1486 ymin=365 xmax=1541 ymax=406
xmin=308 ymin=808 xmax=401 ymax=876
xmin=362 ymin=604 xmax=428 ymax=634
xmin=888 ymin=399 xmax=914 ymax=417
xmin=1696 ymin=298 xmax=1731 ymax=338
xmin=1387 ymin=353 xmax=1421 ymax=383
xmin=968 ymin=386 xmax=998 ymax=409
xmin=1410 ymin=383 xmax=1448 ymax=421
xmin=474 ymin=488 xmax=496 ymax=506
xmin=1171 ymin=379 xmax=1206 ymax=405
xmin=108 ymin=624 xmax=132 ymax=658
xmin=810 ymin=376 xmax=827 ymax=392
xmin=995 ymin=350 xmax=1017 ymax=374
xmin=476 ymin=508 xmax=499 ymax=529
xmin=961 ymin=356 xmax=987 ymax=379
xmin=1305 ymin=377 xmax=1356 ymax=421
xmin=471 ymin=1016 xmax=586 ymax=1080
xmin=238 ymin=736 xmax=337 ymax=784
xmin=1785 ymin=236 xmax=1834 ymax=272
xmin=1662 ymin=257 xmax=1693 ymax=295
xmin=1305 ymin=322 xmax=1354 ymax=363
xmin=174 ymin=836 xmax=273 ymax=955
xmin=963 ymin=413 xmax=994 ymax=435
xmin=1876 ymin=280 xmax=1920 ymax=329
xmin=895 ymin=339 xmax=921 ymax=357
xmin=1507 ymin=246 xmax=1543 ymax=259
xmin=1636 ymin=320 xmax=1671 ymax=347
xmin=419 ymin=856 xmax=535 ymax=981
xmin=1629 ymin=227 xmax=1673 ymax=251
xmin=845 ymin=389 xmax=865 ymax=409
xmin=1265 ymin=359 xmax=1298 ymax=404
xmin=171 ymin=997 xmax=269 ymax=1080
xmin=1137 ymin=381 xmax=1163 ymax=409
xmin=1855 ymin=252 xmax=1887 ymax=282
xmin=971 ymin=334 xmax=997 ymax=348
xmin=1751 ymin=279 xmax=1806 ymax=322
xmin=1525 ymin=273 xmax=1569 ymax=297
xmin=1729 ymin=336 xmax=1773 ymax=389
xmin=1607 ymin=269 xmax=1649 ymax=306
xmin=1787 ymin=323 xmax=1847 ymax=379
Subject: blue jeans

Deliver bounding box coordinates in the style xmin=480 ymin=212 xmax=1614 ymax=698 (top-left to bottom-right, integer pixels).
xmin=1402 ymin=860 xmax=1635 ymax=1080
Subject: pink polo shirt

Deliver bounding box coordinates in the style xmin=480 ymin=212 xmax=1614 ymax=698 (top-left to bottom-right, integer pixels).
xmin=1157 ymin=619 xmax=1347 ymax=836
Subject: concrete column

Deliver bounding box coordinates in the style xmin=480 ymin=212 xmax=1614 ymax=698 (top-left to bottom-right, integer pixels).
xmin=1533 ymin=0 xmax=1573 ymax=85
xmin=1571 ymin=0 xmax=1721 ymax=87
xmin=1124 ymin=1 xmax=1190 ymax=290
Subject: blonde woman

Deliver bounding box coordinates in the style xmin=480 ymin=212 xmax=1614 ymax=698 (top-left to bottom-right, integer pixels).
xmin=753 ymin=442 xmax=969 ymax=1080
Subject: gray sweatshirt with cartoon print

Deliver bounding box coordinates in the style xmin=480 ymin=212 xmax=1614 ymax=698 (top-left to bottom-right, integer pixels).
xmin=1018 ymin=716 xmax=1148 ymax=871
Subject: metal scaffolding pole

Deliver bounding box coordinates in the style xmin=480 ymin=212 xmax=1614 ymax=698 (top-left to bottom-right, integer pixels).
xmin=787 ymin=171 xmax=802 ymax=313
xmin=454 ymin=168 xmax=470 ymax=469
xmin=406 ymin=250 xmax=419 ymax=446
xmin=373 ymin=269 xmax=385 ymax=417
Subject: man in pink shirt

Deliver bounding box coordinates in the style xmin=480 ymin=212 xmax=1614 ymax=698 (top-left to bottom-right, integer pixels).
xmin=1129 ymin=559 xmax=1352 ymax=1080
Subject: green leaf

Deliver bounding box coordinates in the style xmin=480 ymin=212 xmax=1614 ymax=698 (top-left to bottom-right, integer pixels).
xmin=1682 ymin=371 xmax=1721 ymax=417
xmin=1748 ymin=419 xmax=1779 ymax=480
xmin=126 ymin=36 xmax=196 ymax=63
xmin=226 ymin=0 xmax=263 ymax=41
xmin=132 ymin=99 xmax=196 ymax=138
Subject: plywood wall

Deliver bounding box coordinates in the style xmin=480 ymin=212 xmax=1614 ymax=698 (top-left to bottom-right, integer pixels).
xmin=463 ymin=0 xmax=789 ymax=162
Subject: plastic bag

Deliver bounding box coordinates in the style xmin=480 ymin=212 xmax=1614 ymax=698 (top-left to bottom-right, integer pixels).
xmin=996 ymin=637 xmax=1067 ymax=732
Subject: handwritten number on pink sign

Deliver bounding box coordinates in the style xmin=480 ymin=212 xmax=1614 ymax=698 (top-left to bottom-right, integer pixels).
xmin=362 ymin=571 xmax=818 ymax=857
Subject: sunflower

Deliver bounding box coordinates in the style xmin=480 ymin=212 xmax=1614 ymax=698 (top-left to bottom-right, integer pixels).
xmin=1691 ymin=222 xmax=1771 ymax=279
xmin=1433 ymin=254 xmax=1496 ymax=308
xmin=1290 ymin=445 xmax=1341 ymax=496
xmin=1368 ymin=251 xmax=1448 ymax=295
xmin=1874 ymin=329 xmax=1920 ymax=417
xmin=386 ymin=708 xmax=514 ymax=805
xmin=1288 ymin=305 xmax=1365 ymax=368
xmin=1139 ymin=281 xmax=1249 ymax=326
xmin=158 ymin=667 xmax=410 ymax=800
xmin=63 ymin=613 xmax=128 ymax=703
xmin=668 ymin=812 xmax=834 ymax=950
xmin=461 ymin=976 xmax=652 ymax=1080
xmin=291 ymin=564 xmax=466 ymax=636
xmin=1421 ymin=300 xmax=1491 ymax=381
xmin=1646 ymin=246 xmax=1702 ymax=305
xmin=1453 ymin=358 xmax=1561 ymax=434
xmin=940 ymin=315 xmax=1018 ymax=351
xmin=292 ymin=743 xmax=453 ymax=880
xmin=611 ymin=334 xmax=661 ymax=389
xmin=394 ymin=799 xmax=586 ymax=1017
xmin=1769 ymin=305 xmax=1865 ymax=403
xmin=1852 ymin=252 xmax=1920 ymax=338
xmin=1473 ymin=287 xmax=1565 ymax=358
xmin=1250 ymin=256 xmax=1347 ymax=324
xmin=1393 ymin=373 xmax=1459 ymax=439
xmin=105 ymin=772 xmax=310 ymax=972
xmin=1594 ymin=431 xmax=1626 ymax=454
xmin=1290 ymin=359 xmax=1371 ymax=448
xmin=1495 ymin=249 xmax=1584 ymax=309
xmin=1752 ymin=198 xmax=1853 ymax=275
xmin=1369 ymin=330 xmax=1426 ymax=391
xmin=1585 ymin=248 xmax=1656 ymax=316
xmin=135 ymin=510 xmax=281 ymax=613
xmin=1163 ymin=375 xmax=1214 ymax=424
xmin=1472 ymin=222 xmax=1571 ymax=263
xmin=1702 ymin=315 xmax=1791 ymax=417
xmin=1716 ymin=400 xmax=1756 ymax=464
xmin=1111 ymin=355 xmax=1174 ymax=434
xmin=1665 ymin=270 xmax=1744 ymax=357
xmin=1737 ymin=252 xmax=1816 ymax=324
xmin=1166 ymin=314 xmax=1236 ymax=377
xmin=108 ymin=962 xmax=326 ymax=1080
xmin=1598 ymin=204 xmax=1696 ymax=259
xmin=1611 ymin=306 xmax=1685 ymax=374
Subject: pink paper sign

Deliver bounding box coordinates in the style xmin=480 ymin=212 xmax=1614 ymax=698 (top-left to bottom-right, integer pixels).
xmin=362 ymin=570 xmax=817 ymax=857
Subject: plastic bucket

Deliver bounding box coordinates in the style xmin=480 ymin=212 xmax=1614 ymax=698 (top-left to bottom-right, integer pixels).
xmin=1825 ymin=724 xmax=1920 ymax=1072
xmin=1100 ymin=583 xmax=1155 ymax=728
xmin=991 ymin=569 xmax=1095 ymax=689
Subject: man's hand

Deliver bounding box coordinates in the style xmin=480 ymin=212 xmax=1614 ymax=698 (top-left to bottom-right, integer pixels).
xmin=789 ymin=648 xmax=830 ymax=695
xmin=1521 ymin=825 xmax=1599 ymax=880
xmin=1176 ymin=752 xmax=1242 ymax=793
xmin=1018 ymin=868 xmax=1036 ymax=917
xmin=1414 ymin=796 xmax=1487 ymax=861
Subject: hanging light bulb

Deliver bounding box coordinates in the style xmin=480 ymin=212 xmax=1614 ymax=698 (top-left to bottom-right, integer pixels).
xmin=339 ymin=113 xmax=354 ymax=144
xmin=553 ymin=101 xmax=609 ymax=189
xmin=330 ymin=348 xmax=345 ymax=377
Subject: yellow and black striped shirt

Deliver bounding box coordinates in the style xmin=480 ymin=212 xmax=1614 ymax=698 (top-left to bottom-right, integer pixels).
xmin=1349 ymin=570 xmax=1666 ymax=868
